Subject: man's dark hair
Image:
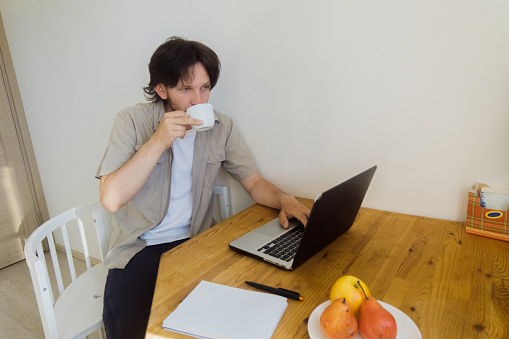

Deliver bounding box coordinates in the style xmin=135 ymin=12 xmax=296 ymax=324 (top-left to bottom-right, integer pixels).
xmin=143 ymin=36 xmax=221 ymax=102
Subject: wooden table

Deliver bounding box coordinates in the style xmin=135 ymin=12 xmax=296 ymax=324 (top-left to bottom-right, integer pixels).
xmin=146 ymin=198 xmax=509 ymax=339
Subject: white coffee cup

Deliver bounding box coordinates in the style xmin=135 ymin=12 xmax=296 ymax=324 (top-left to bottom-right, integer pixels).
xmin=187 ymin=103 xmax=215 ymax=131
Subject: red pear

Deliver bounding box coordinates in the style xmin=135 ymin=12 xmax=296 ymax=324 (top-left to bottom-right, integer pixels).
xmin=358 ymin=296 xmax=397 ymax=339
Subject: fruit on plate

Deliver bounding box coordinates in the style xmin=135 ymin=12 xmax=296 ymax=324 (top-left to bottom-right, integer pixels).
xmin=357 ymin=285 xmax=397 ymax=339
xmin=320 ymin=298 xmax=358 ymax=339
xmin=330 ymin=275 xmax=371 ymax=317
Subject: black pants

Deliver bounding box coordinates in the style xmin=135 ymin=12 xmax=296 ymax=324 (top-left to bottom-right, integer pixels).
xmin=103 ymin=238 xmax=189 ymax=339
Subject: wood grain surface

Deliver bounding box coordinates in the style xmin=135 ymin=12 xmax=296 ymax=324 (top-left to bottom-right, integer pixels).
xmin=146 ymin=198 xmax=509 ymax=339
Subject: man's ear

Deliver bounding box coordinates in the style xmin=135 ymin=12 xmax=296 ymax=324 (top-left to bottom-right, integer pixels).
xmin=154 ymin=83 xmax=168 ymax=100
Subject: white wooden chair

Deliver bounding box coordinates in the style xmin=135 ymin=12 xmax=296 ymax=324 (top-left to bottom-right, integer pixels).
xmin=24 ymin=201 xmax=109 ymax=339
xmin=214 ymin=185 xmax=231 ymax=221
xmin=24 ymin=186 xmax=231 ymax=339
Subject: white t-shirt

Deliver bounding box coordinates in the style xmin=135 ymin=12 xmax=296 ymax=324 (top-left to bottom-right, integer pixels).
xmin=141 ymin=130 xmax=196 ymax=245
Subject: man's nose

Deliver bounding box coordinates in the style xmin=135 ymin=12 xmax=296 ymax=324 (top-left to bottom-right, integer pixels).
xmin=190 ymin=90 xmax=206 ymax=106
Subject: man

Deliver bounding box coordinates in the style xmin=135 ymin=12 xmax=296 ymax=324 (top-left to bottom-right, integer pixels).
xmin=96 ymin=36 xmax=310 ymax=338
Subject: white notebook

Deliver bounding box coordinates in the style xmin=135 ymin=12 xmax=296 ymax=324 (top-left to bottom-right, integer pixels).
xmin=163 ymin=280 xmax=287 ymax=339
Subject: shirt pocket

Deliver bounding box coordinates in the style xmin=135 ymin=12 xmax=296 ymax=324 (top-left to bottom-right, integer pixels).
xmin=135 ymin=144 xmax=170 ymax=189
xmin=203 ymin=150 xmax=225 ymax=188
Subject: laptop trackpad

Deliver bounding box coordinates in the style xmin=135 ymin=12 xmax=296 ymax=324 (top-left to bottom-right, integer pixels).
xmin=255 ymin=218 xmax=299 ymax=237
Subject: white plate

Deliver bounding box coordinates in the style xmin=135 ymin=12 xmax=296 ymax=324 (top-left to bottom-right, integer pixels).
xmin=308 ymin=300 xmax=422 ymax=339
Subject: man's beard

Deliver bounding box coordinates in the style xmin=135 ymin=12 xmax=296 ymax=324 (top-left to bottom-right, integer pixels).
xmin=164 ymin=94 xmax=184 ymax=112
xmin=165 ymin=98 xmax=179 ymax=112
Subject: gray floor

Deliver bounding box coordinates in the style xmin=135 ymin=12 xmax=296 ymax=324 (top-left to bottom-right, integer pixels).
xmin=0 ymin=253 xmax=101 ymax=339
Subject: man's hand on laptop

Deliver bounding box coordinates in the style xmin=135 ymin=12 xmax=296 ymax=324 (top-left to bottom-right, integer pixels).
xmin=278 ymin=195 xmax=311 ymax=228
xmin=239 ymin=172 xmax=310 ymax=228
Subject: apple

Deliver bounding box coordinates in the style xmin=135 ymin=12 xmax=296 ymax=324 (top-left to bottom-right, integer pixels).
xmin=330 ymin=275 xmax=371 ymax=317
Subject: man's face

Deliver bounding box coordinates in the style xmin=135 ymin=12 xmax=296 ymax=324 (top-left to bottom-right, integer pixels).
xmin=164 ymin=62 xmax=212 ymax=112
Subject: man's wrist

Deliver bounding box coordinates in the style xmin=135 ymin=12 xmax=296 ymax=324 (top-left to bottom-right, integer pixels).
xmin=277 ymin=192 xmax=295 ymax=209
xmin=144 ymin=135 xmax=168 ymax=159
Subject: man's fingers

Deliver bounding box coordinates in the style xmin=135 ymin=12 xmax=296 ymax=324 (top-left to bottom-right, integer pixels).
xmin=186 ymin=118 xmax=203 ymax=126
xmin=279 ymin=208 xmax=310 ymax=229
xmin=173 ymin=117 xmax=203 ymax=127
xmin=279 ymin=213 xmax=290 ymax=229
xmin=172 ymin=124 xmax=186 ymax=131
xmin=162 ymin=111 xmax=203 ymax=127
xmin=163 ymin=110 xmax=187 ymax=119
xmin=290 ymin=210 xmax=308 ymax=227
xmin=296 ymin=212 xmax=309 ymax=227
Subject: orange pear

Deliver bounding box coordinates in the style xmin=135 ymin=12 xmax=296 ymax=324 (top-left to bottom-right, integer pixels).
xmin=320 ymin=298 xmax=358 ymax=339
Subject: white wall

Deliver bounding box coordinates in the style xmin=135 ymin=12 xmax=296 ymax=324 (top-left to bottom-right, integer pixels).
xmin=1 ymin=0 xmax=508 ymax=226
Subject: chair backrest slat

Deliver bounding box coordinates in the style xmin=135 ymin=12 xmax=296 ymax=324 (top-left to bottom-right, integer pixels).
xmin=36 ymin=242 xmax=55 ymax=306
xmin=60 ymin=223 xmax=77 ymax=281
xmin=46 ymin=233 xmax=64 ymax=295
xmin=33 ymin=260 xmax=60 ymax=338
xmin=92 ymin=205 xmax=109 ymax=261
xmin=77 ymin=215 xmax=92 ymax=269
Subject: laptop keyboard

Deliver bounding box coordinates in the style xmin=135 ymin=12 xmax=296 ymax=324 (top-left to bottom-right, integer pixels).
xmin=257 ymin=224 xmax=305 ymax=262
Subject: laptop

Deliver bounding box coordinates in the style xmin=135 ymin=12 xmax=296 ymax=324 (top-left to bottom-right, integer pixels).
xmin=228 ymin=166 xmax=377 ymax=270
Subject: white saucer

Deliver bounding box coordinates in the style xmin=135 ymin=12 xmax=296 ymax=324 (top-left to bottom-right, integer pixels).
xmin=308 ymin=300 xmax=422 ymax=339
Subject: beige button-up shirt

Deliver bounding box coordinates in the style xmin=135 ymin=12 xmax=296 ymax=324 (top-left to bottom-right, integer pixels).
xmin=96 ymin=101 xmax=257 ymax=269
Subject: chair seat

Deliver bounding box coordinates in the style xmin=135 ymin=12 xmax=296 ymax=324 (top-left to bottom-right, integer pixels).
xmin=53 ymin=263 xmax=108 ymax=339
